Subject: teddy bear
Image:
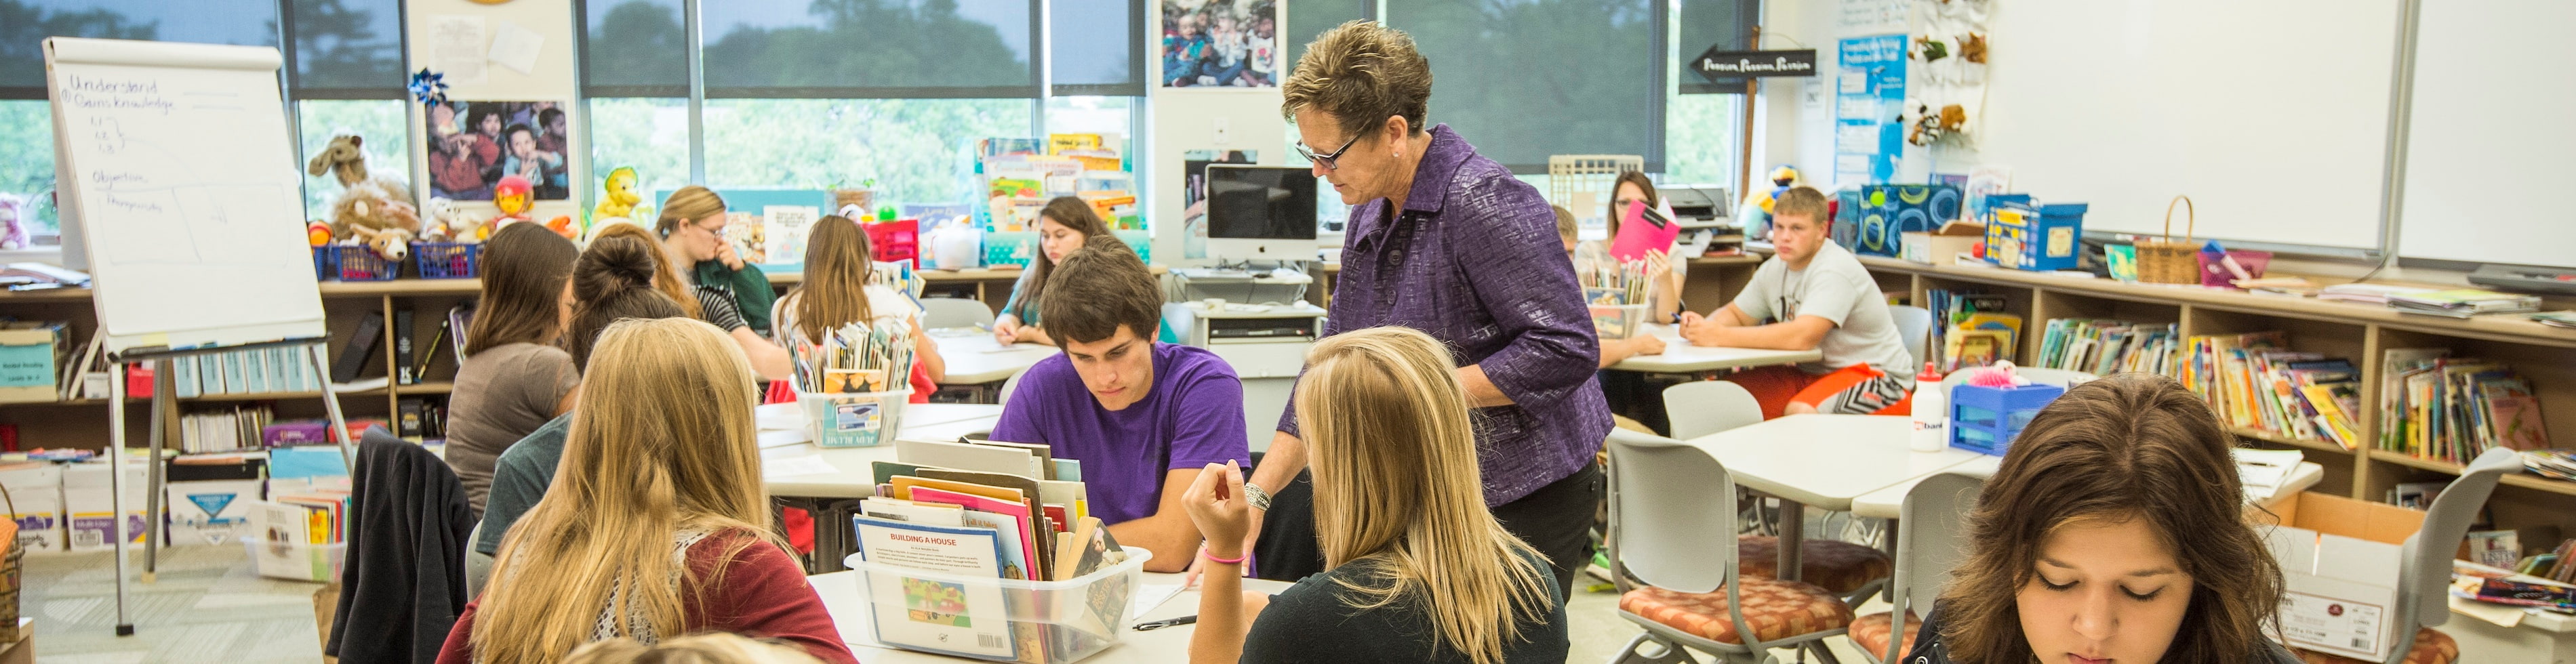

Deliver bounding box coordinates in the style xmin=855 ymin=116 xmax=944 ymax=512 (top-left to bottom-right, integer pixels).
xmin=0 ymin=193 xmax=29 ymax=250
xmin=350 ymin=226 xmax=412 ymax=263
xmin=418 ymin=196 xmax=492 ymax=243
xmin=304 ymin=133 xmax=421 ymax=246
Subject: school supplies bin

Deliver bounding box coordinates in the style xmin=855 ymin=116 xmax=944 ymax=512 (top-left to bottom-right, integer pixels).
xmin=1950 ymin=382 xmax=2066 ymax=455
xmin=310 ymin=247 xmax=338 ymax=281
xmin=843 ymin=547 xmax=1152 ymax=663
xmin=1986 ymin=200 xmax=2087 ymax=271
xmin=1588 ymin=303 xmax=1648 ymax=340
xmin=799 ymin=390 xmax=910 ymax=448
xmin=331 ymin=245 xmax=398 ymax=281
xmin=411 ymin=242 xmax=483 ymax=279
xmin=867 ymin=219 xmax=920 ymax=268
xmin=241 ymin=537 xmax=345 ymax=582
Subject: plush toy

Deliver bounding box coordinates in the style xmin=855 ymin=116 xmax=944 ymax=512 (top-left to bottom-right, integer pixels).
xmin=306 ymin=221 xmax=333 ymax=247
xmin=0 ymin=193 xmax=28 ymax=250
xmin=1962 ymin=360 xmax=2031 ymax=388
xmin=592 ymin=166 xmax=642 ymax=222
xmin=492 ymin=175 xmax=534 ymax=230
xmin=1737 ymin=165 xmax=1804 ymax=239
xmin=304 ymin=133 xmax=421 ymax=240
xmin=544 ymin=215 xmax=577 ymax=239
xmin=351 ymin=226 xmax=412 ymax=262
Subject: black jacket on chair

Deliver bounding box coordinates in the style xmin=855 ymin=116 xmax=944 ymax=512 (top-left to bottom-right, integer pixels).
xmin=325 ymin=428 xmax=475 ymax=663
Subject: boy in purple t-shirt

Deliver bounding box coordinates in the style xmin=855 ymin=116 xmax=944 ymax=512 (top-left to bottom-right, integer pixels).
xmin=990 ymin=236 xmax=1249 ymax=573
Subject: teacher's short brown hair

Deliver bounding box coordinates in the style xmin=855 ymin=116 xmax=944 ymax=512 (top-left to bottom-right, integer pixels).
xmin=1281 ymin=21 xmax=1433 ymax=137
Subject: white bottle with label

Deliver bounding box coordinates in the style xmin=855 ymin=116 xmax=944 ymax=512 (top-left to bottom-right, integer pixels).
xmin=1910 ymin=362 xmax=1949 ymax=453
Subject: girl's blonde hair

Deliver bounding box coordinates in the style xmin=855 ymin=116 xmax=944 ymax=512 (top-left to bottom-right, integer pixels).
xmin=654 ymin=185 xmax=728 ymax=239
xmin=563 ymin=632 xmax=822 ymax=664
xmin=784 ymin=216 xmax=874 ymax=345
xmin=592 ymin=222 xmax=703 ymax=320
xmin=1297 ymin=326 xmax=1556 ymax=664
xmin=471 ymin=317 xmax=780 ymax=664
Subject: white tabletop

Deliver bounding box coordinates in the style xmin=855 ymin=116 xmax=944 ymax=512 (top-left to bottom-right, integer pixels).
xmin=807 ymin=570 xmax=1292 ymax=663
xmin=933 ymin=332 xmax=1055 ymax=385
xmin=1685 ymin=415 xmax=1987 ymax=511
xmin=1609 ymin=324 xmax=1824 ymax=373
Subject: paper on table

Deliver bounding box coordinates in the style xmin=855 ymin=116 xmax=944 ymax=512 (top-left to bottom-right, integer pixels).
xmin=756 ymin=402 xmax=804 ymax=431
xmin=1129 ymin=582 xmax=1185 ymax=621
xmin=763 ymin=454 xmax=841 ymax=478
xmin=428 ymin=16 xmax=487 ymax=86
xmin=757 ymin=428 xmax=811 ymax=449
xmin=486 ymin=20 xmax=545 ymax=76
xmin=2449 ymin=594 xmax=2525 ymax=628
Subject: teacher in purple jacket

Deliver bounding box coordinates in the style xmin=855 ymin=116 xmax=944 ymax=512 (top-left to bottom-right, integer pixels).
xmin=1239 ymin=20 xmax=1612 ymax=598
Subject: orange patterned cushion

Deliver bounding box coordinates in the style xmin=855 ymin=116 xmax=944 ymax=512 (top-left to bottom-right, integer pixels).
xmin=1619 ymin=578 xmax=1855 ymax=645
xmin=2292 ymin=628 xmax=2457 ymax=664
xmin=1847 ymin=611 xmax=1920 ymax=659
xmin=1736 ymin=535 xmax=1894 ymax=594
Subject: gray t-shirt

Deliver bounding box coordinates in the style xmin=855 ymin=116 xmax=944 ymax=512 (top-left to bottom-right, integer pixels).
xmin=445 ymin=341 xmax=579 ymax=516
xmin=1731 ymin=241 xmax=1916 ymax=378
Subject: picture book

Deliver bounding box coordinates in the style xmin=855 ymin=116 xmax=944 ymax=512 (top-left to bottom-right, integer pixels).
xmin=1608 ymin=201 xmax=1680 ymax=263
xmin=860 ymin=497 xmax=966 ymax=526
xmin=763 ymin=205 xmax=820 ymax=266
xmin=852 ymin=516 xmax=1016 ymax=659
xmin=908 ymin=487 xmax=1040 ymax=581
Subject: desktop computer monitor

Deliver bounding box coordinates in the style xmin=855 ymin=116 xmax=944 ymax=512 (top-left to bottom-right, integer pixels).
xmin=1204 ymin=165 xmax=1319 ymax=262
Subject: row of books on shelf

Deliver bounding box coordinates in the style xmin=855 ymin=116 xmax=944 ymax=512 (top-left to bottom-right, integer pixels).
xmin=2379 ymin=348 xmax=2550 ymax=464
xmin=2177 ymin=331 xmax=2368 ymax=451
xmin=856 ymin=435 xmax=1133 ymax=662
xmin=979 ymin=134 xmax=1138 ymax=232
xmin=2034 ymin=319 xmax=2182 ymax=377
xmin=1925 ymin=289 xmax=2024 ymax=372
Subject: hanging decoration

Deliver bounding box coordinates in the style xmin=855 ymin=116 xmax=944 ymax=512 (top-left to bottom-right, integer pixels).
xmin=1903 ymin=0 xmax=1991 ymax=146
xmin=407 ymin=68 xmax=449 ymax=108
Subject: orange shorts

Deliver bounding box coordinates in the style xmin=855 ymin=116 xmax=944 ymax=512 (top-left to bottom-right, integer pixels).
xmin=1721 ymin=364 xmax=1915 ymax=419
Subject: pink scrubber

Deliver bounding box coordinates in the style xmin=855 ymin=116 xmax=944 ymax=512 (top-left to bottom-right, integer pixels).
xmin=1961 ymin=360 xmax=2030 ymax=388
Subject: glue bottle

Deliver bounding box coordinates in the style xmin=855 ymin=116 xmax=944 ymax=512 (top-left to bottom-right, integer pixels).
xmin=1910 ymin=361 xmax=1948 ymax=453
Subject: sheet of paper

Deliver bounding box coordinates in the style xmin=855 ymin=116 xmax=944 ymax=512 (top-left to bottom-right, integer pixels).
xmin=1128 ymin=582 xmax=1186 ymax=621
xmin=763 ymin=453 xmax=841 ymax=478
xmin=757 ymin=428 xmax=811 ymax=449
xmin=486 ymin=20 xmax=545 ymax=76
xmin=2449 ymin=594 xmax=2525 ymax=628
xmin=428 ymin=15 xmax=487 ymax=87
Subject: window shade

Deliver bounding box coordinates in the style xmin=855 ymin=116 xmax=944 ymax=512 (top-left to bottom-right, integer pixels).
xmin=1051 ymin=0 xmax=1142 ymax=96
xmin=1387 ymin=0 xmax=1665 ymax=173
xmin=582 ymin=0 xmax=689 ymax=97
xmin=1 ymin=0 xmax=280 ymax=95
xmin=701 ymin=0 xmax=1039 ymax=98
xmin=1678 ymin=0 xmax=1759 ymax=94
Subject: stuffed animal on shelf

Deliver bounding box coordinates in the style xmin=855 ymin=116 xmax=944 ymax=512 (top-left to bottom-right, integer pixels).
xmin=306 ymin=221 xmax=333 ymax=247
xmin=1962 ymin=360 xmax=2031 ymax=388
xmin=304 ymin=133 xmax=420 ymax=240
xmin=491 ymin=175 xmax=535 ymax=231
xmin=350 ymin=226 xmax=412 ymax=262
xmin=0 ymin=193 xmax=28 ymax=250
xmin=592 ymin=166 xmax=642 ymax=222
xmin=544 ymin=215 xmax=577 ymax=239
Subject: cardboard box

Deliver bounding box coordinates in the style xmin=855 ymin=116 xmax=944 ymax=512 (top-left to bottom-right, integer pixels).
xmin=61 ymin=461 xmax=148 ymax=552
xmin=1901 ymin=222 xmax=1986 ymax=266
xmin=0 ymin=326 xmax=62 ymax=405
xmin=2259 ymin=491 xmax=2426 ymax=661
xmin=166 ymin=456 xmax=265 ymax=547
xmin=0 ymin=465 xmax=59 ymax=553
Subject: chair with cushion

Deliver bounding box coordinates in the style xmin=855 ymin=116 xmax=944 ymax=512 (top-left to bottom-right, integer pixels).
xmin=2290 ymin=447 xmax=2516 ymax=664
xmin=1845 ymin=471 xmax=1986 ymax=663
xmin=1606 ymin=428 xmax=1855 ymax=663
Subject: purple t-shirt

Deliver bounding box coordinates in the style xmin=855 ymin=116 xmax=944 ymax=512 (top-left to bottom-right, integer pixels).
xmin=990 ymin=343 xmax=1250 ymax=526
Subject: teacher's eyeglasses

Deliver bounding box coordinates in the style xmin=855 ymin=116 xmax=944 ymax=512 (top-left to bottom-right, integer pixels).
xmin=1293 ymin=131 xmax=1364 ymax=171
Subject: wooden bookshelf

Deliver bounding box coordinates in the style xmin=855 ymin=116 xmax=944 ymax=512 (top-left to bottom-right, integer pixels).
xmin=1858 ymin=255 xmax=2576 ymax=552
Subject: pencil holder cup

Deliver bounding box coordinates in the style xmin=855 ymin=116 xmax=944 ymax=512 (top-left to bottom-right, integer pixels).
xmin=1588 ymin=303 xmax=1648 ymax=340
xmin=799 ymin=390 xmax=911 ymax=448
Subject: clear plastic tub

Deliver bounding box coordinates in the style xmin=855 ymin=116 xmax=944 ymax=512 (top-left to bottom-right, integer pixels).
xmin=799 ymin=390 xmax=911 ymax=448
xmin=241 ymin=536 xmax=344 ymax=582
xmin=843 ymin=547 xmax=1152 ymax=663
xmin=1589 ymin=303 xmax=1649 ymax=340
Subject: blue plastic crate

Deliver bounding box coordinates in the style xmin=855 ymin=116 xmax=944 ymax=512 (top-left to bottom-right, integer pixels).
xmin=310 ymin=246 xmax=338 ymax=281
xmin=1986 ymin=200 xmax=2089 ymax=271
xmin=334 ymin=245 xmax=399 ymax=281
xmin=412 ymin=242 xmax=482 ymax=279
xmin=1950 ymin=382 xmax=2066 ymax=455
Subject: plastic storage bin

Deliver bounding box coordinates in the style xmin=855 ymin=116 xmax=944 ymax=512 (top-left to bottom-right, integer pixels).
xmin=799 ymin=390 xmax=911 ymax=448
xmin=867 ymin=219 xmax=919 ymax=268
xmin=310 ymin=246 xmax=338 ymax=281
xmin=242 ymin=537 xmax=346 ymax=582
xmin=1588 ymin=303 xmax=1648 ymax=340
xmin=843 ymin=547 xmax=1152 ymax=663
xmin=333 ymin=245 xmax=399 ymax=281
xmin=411 ymin=242 xmax=483 ymax=279
xmin=1950 ymin=382 xmax=2066 ymax=455
xmin=1986 ymin=200 xmax=2089 ymax=271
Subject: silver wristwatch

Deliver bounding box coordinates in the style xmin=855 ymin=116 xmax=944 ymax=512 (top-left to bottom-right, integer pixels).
xmin=1243 ymin=481 xmax=1274 ymax=512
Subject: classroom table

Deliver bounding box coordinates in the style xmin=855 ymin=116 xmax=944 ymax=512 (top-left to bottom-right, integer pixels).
xmin=806 ymin=569 xmax=1293 ymax=663
xmin=1845 ymin=457 xmax=2330 ymax=520
xmin=1607 ymin=324 xmax=1823 ymax=373
xmin=1683 ymin=415 xmax=1987 ymax=583
xmin=932 ymin=331 xmax=1055 ymax=386
xmin=761 ymin=411 xmax=1006 ymax=499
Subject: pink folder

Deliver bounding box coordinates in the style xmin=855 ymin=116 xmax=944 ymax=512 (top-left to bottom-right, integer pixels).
xmin=1609 ymin=201 xmax=1681 ymax=263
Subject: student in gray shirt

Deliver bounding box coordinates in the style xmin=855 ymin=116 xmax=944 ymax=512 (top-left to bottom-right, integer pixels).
xmin=1679 ymin=186 xmax=1918 ymax=419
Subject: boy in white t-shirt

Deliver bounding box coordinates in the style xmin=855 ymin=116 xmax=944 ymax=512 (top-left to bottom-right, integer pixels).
xmin=1680 ymin=186 xmax=1918 ymax=418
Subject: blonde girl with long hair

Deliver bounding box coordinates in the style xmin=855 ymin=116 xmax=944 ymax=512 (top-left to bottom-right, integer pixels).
xmin=1182 ymin=326 xmax=1567 ymax=664
xmin=771 ymin=216 xmax=944 ymax=398
xmin=437 ymin=318 xmax=854 ymax=664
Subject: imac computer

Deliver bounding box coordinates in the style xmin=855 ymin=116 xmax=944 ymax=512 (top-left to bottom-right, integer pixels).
xmin=1203 ymin=165 xmax=1319 ymax=262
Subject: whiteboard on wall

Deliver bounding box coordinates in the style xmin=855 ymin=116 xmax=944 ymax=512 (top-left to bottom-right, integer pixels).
xmin=2396 ymin=0 xmax=2576 ymax=269
xmin=1968 ymin=0 xmax=2404 ymax=251
xmin=44 ymin=37 xmax=328 ymax=356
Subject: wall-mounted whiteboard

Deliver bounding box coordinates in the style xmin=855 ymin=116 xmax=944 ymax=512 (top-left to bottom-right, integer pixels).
xmin=2396 ymin=0 xmax=2575 ymax=269
xmin=1967 ymin=0 xmax=2406 ymax=251
xmin=45 ymin=38 xmax=328 ymax=356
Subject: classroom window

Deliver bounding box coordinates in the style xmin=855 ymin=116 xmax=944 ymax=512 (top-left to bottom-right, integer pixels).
xmin=1384 ymin=0 xmax=1667 ymax=173
xmin=287 ymin=0 xmax=405 ymax=94
xmin=700 ymin=0 xmax=1039 ymax=98
xmin=0 ymin=100 xmax=58 ymax=241
xmin=700 ymin=98 xmax=1034 ymax=207
xmin=586 ymin=97 xmax=693 ymax=205
xmin=1051 ymin=0 xmax=1144 ymax=96
xmin=1664 ymin=92 xmax=1744 ymax=189
xmin=295 ymin=100 xmax=410 ymax=222
xmin=580 ymin=0 xmax=687 ymax=97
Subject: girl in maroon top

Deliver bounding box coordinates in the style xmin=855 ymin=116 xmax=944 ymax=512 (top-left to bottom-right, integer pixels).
xmin=437 ymin=318 xmax=854 ymax=664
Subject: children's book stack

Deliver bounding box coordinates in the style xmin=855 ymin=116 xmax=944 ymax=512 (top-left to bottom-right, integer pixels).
xmin=2377 ymin=348 xmax=2551 ymax=463
xmin=851 ymin=436 xmax=1138 ymax=663
xmin=2175 ymin=331 xmax=2364 ymax=449
xmin=180 ymin=404 xmax=277 ymax=454
xmin=2034 ymin=319 xmax=2181 ymax=377
xmin=1926 ymin=289 xmax=2021 ymax=372
xmin=977 ymin=134 xmax=1136 ymax=232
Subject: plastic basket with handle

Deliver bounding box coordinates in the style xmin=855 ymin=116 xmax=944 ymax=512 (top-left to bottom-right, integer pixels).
xmin=2135 ymin=195 xmax=2198 ymax=285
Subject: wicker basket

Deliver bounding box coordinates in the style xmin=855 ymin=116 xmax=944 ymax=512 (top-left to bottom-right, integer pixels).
xmin=2136 ymin=196 xmax=2199 ymax=285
